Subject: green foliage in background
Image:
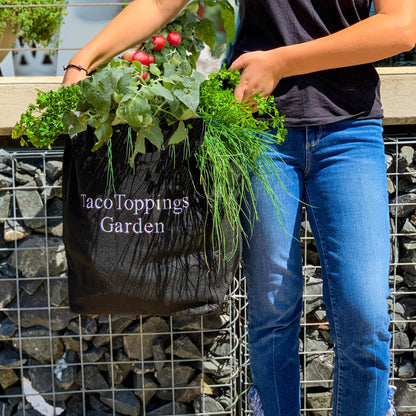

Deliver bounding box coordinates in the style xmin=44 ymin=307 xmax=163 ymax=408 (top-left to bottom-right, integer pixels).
xmin=0 ymin=0 xmax=67 ymax=48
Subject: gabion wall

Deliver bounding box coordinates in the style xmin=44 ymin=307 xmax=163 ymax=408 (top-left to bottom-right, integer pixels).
xmin=0 ymin=146 xmax=242 ymax=416
xmin=1 ymin=129 xmax=416 ymax=416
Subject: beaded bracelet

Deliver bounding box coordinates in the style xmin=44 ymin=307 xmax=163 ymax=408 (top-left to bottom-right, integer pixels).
xmin=63 ymin=64 xmax=89 ymax=75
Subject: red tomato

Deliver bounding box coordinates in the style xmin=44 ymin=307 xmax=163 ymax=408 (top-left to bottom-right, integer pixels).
xmin=152 ymin=35 xmax=165 ymax=50
xmin=132 ymin=51 xmax=150 ymax=66
xmin=138 ymin=72 xmax=148 ymax=81
xmin=133 ymin=72 xmax=148 ymax=81
xmin=148 ymin=54 xmax=155 ymax=64
xmin=167 ymin=32 xmax=181 ymax=46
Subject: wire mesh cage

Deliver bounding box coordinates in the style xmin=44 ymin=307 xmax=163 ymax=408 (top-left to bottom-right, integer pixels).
xmin=237 ymin=130 xmax=416 ymax=416
xmin=0 ymin=147 xmax=244 ymax=416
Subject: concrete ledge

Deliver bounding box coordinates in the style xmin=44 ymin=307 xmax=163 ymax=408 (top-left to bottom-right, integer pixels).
xmin=377 ymin=67 xmax=416 ymax=125
xmin=0 ymin=67 xmax=415 ymax=136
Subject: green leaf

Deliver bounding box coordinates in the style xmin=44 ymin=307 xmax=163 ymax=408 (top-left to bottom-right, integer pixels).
xmin=119 ymin=95 xmax=151 ymax=127
xmin=143 ymin=124 xmax=164 ymax=150
xmin=94 ymin=119 xmax=113 ymax=143
xmin=149 ymin=63 xmax=161 ymax=77
xmin=220 ymin=5 xmax=236 ymax=44
xmin=168 ymin=120 xmax=187 ymax=145
xmin=134 ymin=130 xmax=146 ymax=154
xmin=195 ymin=18 xmax=217 ymax=50
xmin=62 ymin=112 xmax=87 ymax=136
xmin=174 ymin=87 xmax=200 ymax=112
xmin=146 ymin=84 xmax=175 ymax=103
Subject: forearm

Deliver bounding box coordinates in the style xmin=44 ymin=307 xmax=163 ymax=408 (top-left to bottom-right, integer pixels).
xmin=68 ymin=0 xmax=189 ymax=74
xmin=278 ymin=13 xmax=416 ymax=79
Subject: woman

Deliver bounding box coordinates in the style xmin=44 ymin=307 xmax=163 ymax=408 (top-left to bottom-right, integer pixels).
xmin=63 ymin=1 xmax=416 ymax=414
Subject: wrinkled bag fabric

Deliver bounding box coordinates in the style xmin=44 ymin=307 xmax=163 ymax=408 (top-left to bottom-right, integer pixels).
xmin=62 ymin=121 xmax=241 ymax=315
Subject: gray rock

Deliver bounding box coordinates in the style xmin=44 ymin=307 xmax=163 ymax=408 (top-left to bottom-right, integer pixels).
xmin=35 ymin=198 xmax=63 ymax=236
xmin=106 ymin=351 xmax=134 ymax=385
xmin=305 ymin=329 xmax=331 ymax=353
xmin=49 ymin=277 xmax=69 ymax=306
xmin=393 ymin=331 xmax=410 ymax=354
xmin=5 ymin=283 xmax=76 ymax=330
xmin=0 ymin=149 xmax=12 ymax=165
xmin=166 ymin=335 xmax=201 ymax=359
xmin=12 ymin=326 xmax=64 ymax=364
xmin=67 ymin=315 xmax=98 ymax=341
xmin=82 ymin=347 xmax=105 ymax=363
xmin=16 ymin=161 xmax=39 ymax=177
xmin=0 ymin=275 xmax=16 ymax=308
xmin=45 ymin=160 xmax=63 ymax=181
xmin=198 ymin=357 xmax=232 ymax=378
xmin=0 ymin=173 xmax=13 ymax=188
xmin=15 ymin=182 xmax=45 ymax=229
xmin=147 ymin=402 xmax=188 ymax=415
xmin=124 ymin=317 xmax=169 ymax=360
xmin=305 ymin=391 xmax=332 ymax=416
xmin=100 ymin=390 xmax=141 ymax=416
xmin=54 ymin=350 xmax=79 ymax=390
xmin=0 ymin=318 xmax=17 ymax=340
xmin=0 ymin=191 xmax=11 ymax=222
xmin=4 ymin=218 xmax=32 ymax=242
xmin=0 ymin=162 xmax=12 ymax=175
xmin=132 ymin=373 xmax=158 ymax=404
xmin=398 ymin=358 xmax=415 ymax=379
xmin=305 ymin=354 xmax=334 ymax=388
xmin=0 ymin=349 xmax=26 ymax=369
xmin=304 ymin=273 xmax=323 ymax=314
xmin=152 ymin=337 xmax=167 ymax=371
xmin=8 ymin=235 xmax=67 ymax=278
xmin=62 ymin=330 xmax=89 ymax=352
xmin=155 ymin=364 xmax=195 ymax=388
xmin=208 ymin=333 xmax=231 ymax=357
xmin=28 ymin=362 xmax=74 ymax=402
xmin=390 ymin=193 xmax=416 ymax=218
xmin=394 ymin=380 xmax=416 ymax=413
xmin=0 ymin=369 xmax=19 ymax=389
xmin=193 ymin=395 xmax=224 ymax=414
xmin=76 ymin=365 xmax=108 ymax=391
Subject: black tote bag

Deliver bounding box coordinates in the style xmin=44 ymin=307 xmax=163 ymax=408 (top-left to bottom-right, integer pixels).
xmin=62 ymin=120 xmax=241 ymax=315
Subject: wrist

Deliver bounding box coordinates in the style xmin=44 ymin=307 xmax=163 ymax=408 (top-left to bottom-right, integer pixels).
xmin=63 ymin=63 xmax=90 ymax=75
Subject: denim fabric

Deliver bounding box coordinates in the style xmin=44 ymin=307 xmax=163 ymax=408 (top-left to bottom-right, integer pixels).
xmin=243 ymin=119 xmax=392 ymax=416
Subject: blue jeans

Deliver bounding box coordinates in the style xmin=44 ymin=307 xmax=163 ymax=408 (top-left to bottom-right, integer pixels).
xmin=243 ymin=119 xmax=392 ymax=416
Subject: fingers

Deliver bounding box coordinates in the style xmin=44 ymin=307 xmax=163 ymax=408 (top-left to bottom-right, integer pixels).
xmin=122 ymin=44 xmax=142 ymax=62
xmin=122 ymin=49 xmax=136 ymax=62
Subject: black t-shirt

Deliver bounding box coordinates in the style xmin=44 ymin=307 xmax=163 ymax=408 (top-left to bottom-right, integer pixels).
xmin=225 ymin=0 xmax=383 ymax=127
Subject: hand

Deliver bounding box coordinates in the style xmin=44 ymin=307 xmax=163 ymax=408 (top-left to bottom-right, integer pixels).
xmin=122 ymin=44 xmax=142 ymax=62
xmin=229 ymin=49 xmax=285 ymax=102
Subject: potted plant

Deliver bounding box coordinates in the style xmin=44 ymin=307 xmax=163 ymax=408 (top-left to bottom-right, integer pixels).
xmin=0 ymin=0 xmax=67 ymax=63
xmin=12 ymin=0 xmax=287 ymax=254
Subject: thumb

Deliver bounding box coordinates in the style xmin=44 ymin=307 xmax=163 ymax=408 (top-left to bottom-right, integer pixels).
xmin=229 ymin=56 xmax=247 ymax=101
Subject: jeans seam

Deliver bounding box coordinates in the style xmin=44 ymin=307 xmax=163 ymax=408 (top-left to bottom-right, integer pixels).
xmin=303 ymin=185 xmax=344 ymax=416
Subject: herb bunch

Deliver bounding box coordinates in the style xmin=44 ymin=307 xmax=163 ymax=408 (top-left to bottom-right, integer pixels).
xmin=12 ymin=84 xmax=81 ymax=148
xmin=196 ymin=66 xmax=287 ymax=256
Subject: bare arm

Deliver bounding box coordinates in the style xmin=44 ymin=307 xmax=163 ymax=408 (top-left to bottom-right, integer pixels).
xmin=230 ymin=0 xmax=416 ymax=101
xmin=62 ymin=0 xmax=189 ymax=85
